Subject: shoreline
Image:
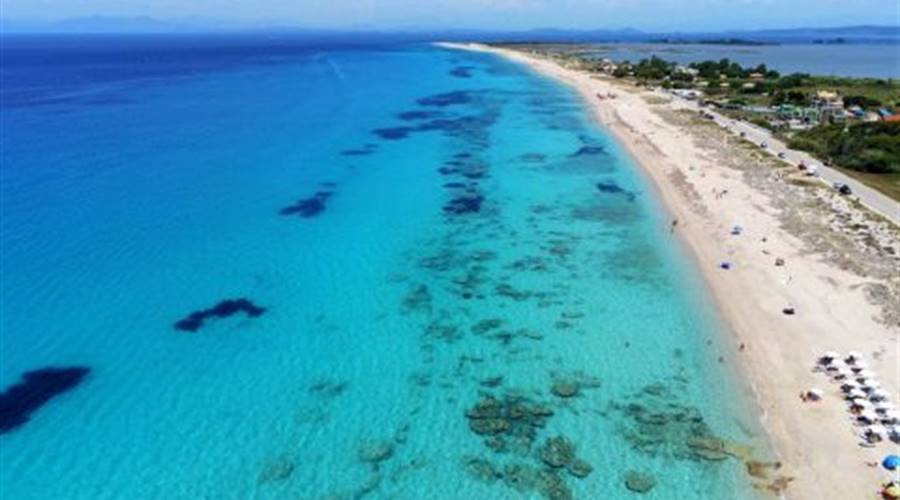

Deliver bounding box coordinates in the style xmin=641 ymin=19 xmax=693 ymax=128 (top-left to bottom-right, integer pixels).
xmin=441 ymin=41 xmax=900 ymax=499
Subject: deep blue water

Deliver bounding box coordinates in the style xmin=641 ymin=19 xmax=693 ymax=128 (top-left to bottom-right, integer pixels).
xmin=0 ymin=35 xmax=768 ymax=499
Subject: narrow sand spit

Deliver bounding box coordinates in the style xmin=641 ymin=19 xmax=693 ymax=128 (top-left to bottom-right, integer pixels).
xmin=441 ymin=42 xmax=900 ymax=500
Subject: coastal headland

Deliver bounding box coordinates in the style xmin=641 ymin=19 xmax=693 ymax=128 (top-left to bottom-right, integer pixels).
xmin=440 ymin=42 xmax=900 ymax=500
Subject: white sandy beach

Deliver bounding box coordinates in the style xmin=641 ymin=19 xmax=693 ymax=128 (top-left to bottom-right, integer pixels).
xmin=442 ymin=42 xmax=900 ymax=499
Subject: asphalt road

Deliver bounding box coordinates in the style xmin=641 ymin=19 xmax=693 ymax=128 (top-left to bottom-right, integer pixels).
xmin=679 ymin=97 xmax=899 ymax=222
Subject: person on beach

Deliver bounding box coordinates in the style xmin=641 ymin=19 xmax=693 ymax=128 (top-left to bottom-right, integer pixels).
xmin=670 ymin=218 xmax=679 ymax=234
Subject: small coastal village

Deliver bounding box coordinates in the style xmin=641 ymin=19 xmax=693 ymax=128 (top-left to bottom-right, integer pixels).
xmin=501 ymin=44 xmax=900 ymax=201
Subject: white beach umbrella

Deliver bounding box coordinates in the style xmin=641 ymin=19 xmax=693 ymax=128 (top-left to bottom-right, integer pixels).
xmin=840 ymin=381 xmax=860 ymax=393
xmin=865 ymin=424 xmax=888 ymax=438
xmin=889 ymin=426 xmax=900 ymax=440
xmin=858 ymin=411 xmax=879 ymax=423
xmin=881 ymin=410 xmax=900 ymax=424
xmin=850 ymin=361 xmax=869 ymax=372
xmin=847 ymin=388 xmax=867 ymax=400
xmin=832 ymin=367 xmax=853 ymax=379
xmin=846 ymin=351 xmax=864 ymax=363
xmin=876 ymin=402 xmax=897 ymax=413
xmin=870 ymin=389 xmax=890 ymax=401
xmin=826 ymin=360 xmax=846 ymax=372
xmin=861 ymin=379 xmax=881 ymax=391
xmin=819 ymin=351 xmax=841 ymax=365
xmin=851 ymin=398 xmax=873 ymax=410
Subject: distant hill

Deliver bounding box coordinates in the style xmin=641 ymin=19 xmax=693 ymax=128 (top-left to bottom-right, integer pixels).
xmin=0 ymin=17 xmax=897 ymax=45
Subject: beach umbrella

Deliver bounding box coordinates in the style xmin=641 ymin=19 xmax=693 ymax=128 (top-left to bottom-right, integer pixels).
xmin=840 ymin=381 xmax=860 ymax=393
xmin=870 ymin=389 xmax=890 ymax=401
xmin=881 ymin=411 xmax=900 ymax=425
xmin=846 ymin=351 xmax=864 ymax=363
xmin=890 ymin=426 xmax=900 ymax=440
xmin=876 ymin=402 xmax=897 ymax=413
xmin=832 ymin=367 xmax=853 ymax=379
xmin=884 ymin=483 xmax=900 ymax=500
xmin=851 ymin=398 xmax=872 ymax=409
xmin=862 ymin=382 xmax=881 ymax=392
xmin=847 ymin=388 xmax=867 ymax=400
xmin=883 ymin=455 xmax=900 ymax=471
xmin=850 ymin=360 xmax=869 ymax=372
xmin=825 ymin=360 xmax=846 ymax=372
xmin=859 ymin=411 xmax=879 ymax=423
xmin=818 ymin=351 xmax=840 ymax=365
xmin=856 ymin=369 xmax=876 ymax=379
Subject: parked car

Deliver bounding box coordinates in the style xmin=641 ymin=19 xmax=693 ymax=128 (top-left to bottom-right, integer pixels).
xmin=760 ymin=142 xmax=768 ymax=149
xmin=834 ymin=183 xmax=852 ymax=195
xmin=778 ymin=152 xmax=786 ymax=159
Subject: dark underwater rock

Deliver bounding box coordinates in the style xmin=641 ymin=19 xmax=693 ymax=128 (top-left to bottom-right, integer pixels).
xmin=174 ymin=298 xmax=266 ymax=332
xmin=550 ymin=381 xmax=579 ymax=398
xmin=372 ymin=126 xmax=413 ymax=140
xmin=566 ymin=458 xmax=593 ymax=478
xmin=463 ymin=456 xmax=502 ymax=483
xmin=358 ymin=440 xmax=394 ymax=464
xmin=596 ymin=181 xmax=637 ymax=202
xmin=397 ymin=110 xmax=445 ymax=121
xmin=569 ymin=145 xmax=605 ymax=157
xmin=0 ymin=366 xmax=90 ymax=434
xmin=257 ymin=456 xmax=295 ymax=485
xmin=279 ymin=190 xmax=333 ymax=218
xmin=450 ymin=66 xmax=474 ymax=78
xmin=443 ymin=194 xmax=484 ymax=215
xmin=417 ymin=91 xmax=472 ymax=107
xmin=624 ymin=470 xmax=657 ymax=493
xmin=538 ymin=436 xmax=576 ymax=468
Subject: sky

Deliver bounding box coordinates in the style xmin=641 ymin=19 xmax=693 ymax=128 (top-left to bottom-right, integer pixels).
xmin=2 ymin=0 xmax=899 ymax=31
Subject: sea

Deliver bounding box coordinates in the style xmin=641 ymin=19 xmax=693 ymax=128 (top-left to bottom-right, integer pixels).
xmin=1 ymin=34 xmax=770 ymax=499
xmin=584 ymin=42 xmax=899 ymax=79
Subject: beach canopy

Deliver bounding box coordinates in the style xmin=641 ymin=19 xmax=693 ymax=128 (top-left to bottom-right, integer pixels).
xmin=840 ymin=381 xmax=860 ymax=392
xmin=884 ymin=483 xmax=900 ymax=500
xmin=847 ymin=388 xmax=867 ymax=399
xmin=864 ymin=424 xmax=887 ymax=437
xmin=882 ymin=411 xmax=900 ymax=424
xmin=858 ymin=376 xmax=879 ymax=387
xmin=884 ymin=455 xmax=900 ymax=471
xmin=871 ymin=389 xmax=890 ymax=401
xmin=876 ymin=402 xmax=897 ymax=412
xmin=850 ymin=360 xmax=869 ymax=371
xmin=859 ymin=411 xmax=879 ymax=423
xmin=851 ymin=398 xmax=872 ymax=408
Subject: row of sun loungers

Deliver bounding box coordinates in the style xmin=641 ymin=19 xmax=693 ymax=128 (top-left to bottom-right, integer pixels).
xmin=815 ymin=351 xmax=900 ymax=444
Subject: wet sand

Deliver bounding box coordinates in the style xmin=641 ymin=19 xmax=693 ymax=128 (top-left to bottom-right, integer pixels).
xmin=441 ymin=42 xmax=900 ymax=500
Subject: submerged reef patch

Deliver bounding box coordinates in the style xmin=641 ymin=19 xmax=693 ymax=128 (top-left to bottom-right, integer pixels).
xmin=596 ymin=181 xmax=637 ymax=202
xmin=341 ymin=144 xmax=378 ymax=156
xmin=279 ymin=190 xmax=333 ymax=218
xmin=417 ymin=90 xmax=472 ymax=107
xmin=450 ymin=66 xmax=474 ymax=78
xmin=397 ymin=110 xmax=446 ymax=121
xmin=0 ymin=366 xmax=90 ymax=434
xmin=174 ymin=298 xmax=266 ymax=332
xmin=372 ymin=127 xmax=413 ymax=140
xmin=569 ymin=145 xmax=606 ymax=157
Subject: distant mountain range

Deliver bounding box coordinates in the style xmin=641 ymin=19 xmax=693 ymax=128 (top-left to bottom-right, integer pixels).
xmin=1 ymin=17 xmax=897 ymax=44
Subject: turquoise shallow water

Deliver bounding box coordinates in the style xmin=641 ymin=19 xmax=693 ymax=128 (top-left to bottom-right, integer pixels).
xmin=1 ymin=36 xmax=768 ymax=499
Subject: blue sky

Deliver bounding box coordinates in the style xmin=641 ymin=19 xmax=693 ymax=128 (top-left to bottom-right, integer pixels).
xmin=3 ymin=0 xmax=898 ymax=31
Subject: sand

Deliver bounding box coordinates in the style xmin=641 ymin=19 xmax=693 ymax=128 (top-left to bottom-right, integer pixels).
xmin=441 ymin=42 xmax=900 ymax=499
